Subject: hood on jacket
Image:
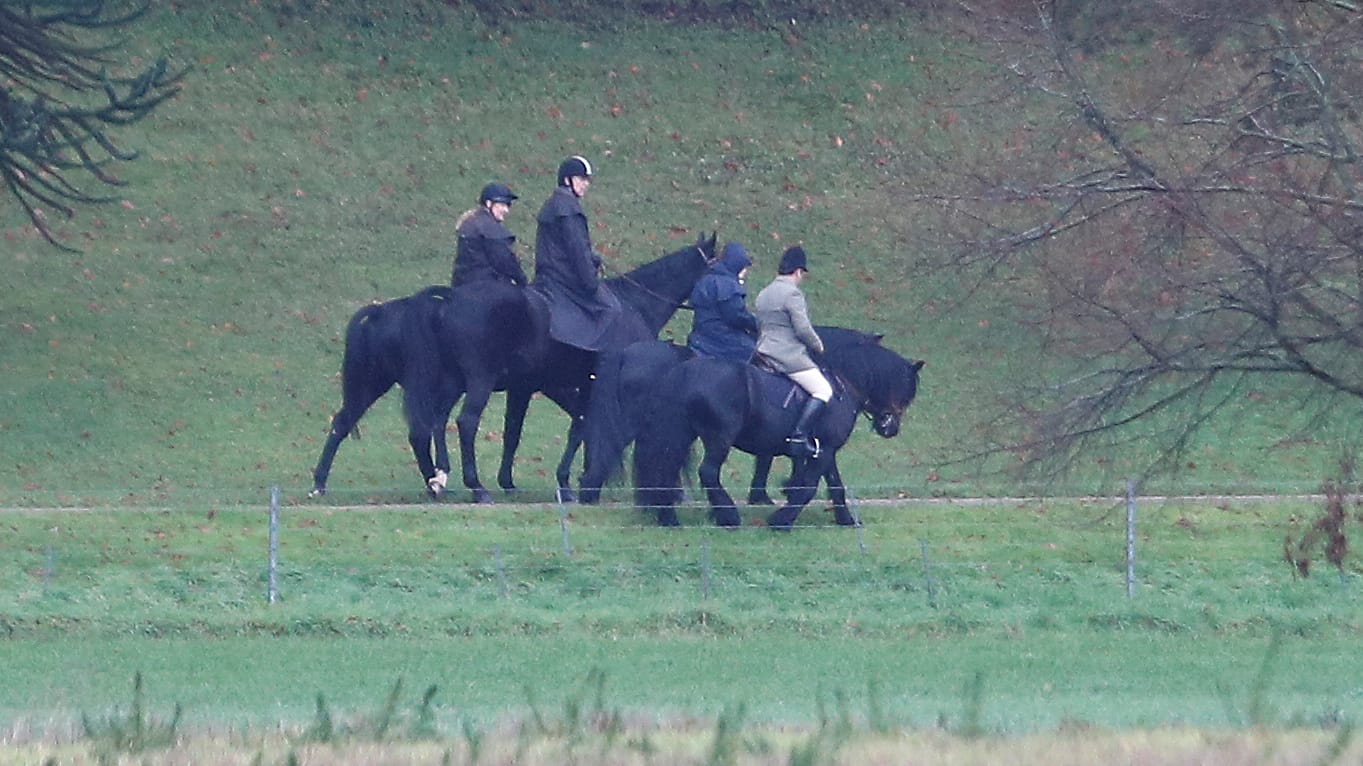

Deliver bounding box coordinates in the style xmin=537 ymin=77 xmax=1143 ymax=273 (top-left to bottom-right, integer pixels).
xmin=714 ymin=241 xmax=752 ymax=277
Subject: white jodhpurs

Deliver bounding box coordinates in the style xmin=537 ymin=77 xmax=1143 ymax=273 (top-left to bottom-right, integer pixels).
xmin=788 ymin=368 xmax=833 ymax=402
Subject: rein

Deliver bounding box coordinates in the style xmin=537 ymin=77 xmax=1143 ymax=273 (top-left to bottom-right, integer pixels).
xmin=830 ymin=368 xmax=882 ymax=424
xmin=604 ymin=242 xmax=715 ymax=310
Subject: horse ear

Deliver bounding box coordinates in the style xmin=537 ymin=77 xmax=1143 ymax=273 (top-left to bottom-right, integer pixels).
xmin=699 ymin=231 xmax=718 ymax=261
xmin=872 ymin=333 xmax=885 ymax=343
xmin=911 ymin=359 xmax=925 ymax=371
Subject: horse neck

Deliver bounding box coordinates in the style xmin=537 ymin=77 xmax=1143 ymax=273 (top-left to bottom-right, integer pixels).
xmin=821 ymin=350 xmax=878 ymax=413
xmin=607 ymin=246 xmax=706 ymax=334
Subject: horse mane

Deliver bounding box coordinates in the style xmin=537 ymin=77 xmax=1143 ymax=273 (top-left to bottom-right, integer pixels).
xmin=819 ymin=328 xmax=915 ymax=405
xmin=610 ymin=242 xmax=698 ymax=287
xmin=605 ymin=232 xmax=714 ymax=332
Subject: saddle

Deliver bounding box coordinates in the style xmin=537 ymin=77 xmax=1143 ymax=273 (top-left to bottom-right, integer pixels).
xmin=749 ymin=355 xmax=835 ymax=410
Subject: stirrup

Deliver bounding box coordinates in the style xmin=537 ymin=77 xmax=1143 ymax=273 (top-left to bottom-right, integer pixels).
xmin=786 ymin=435 xmax=820 ymax=459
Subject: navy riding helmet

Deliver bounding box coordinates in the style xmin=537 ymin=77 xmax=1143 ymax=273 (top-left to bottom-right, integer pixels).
xmin=479 ymin=182 xmax=518 ymax=205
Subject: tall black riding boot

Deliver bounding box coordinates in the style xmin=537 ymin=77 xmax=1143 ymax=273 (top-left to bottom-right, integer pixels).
xmin=787 ymin=397 xmax=826 ymax=459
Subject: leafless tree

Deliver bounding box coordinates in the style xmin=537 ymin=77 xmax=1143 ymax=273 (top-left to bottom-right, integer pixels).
xmin=0 ymin=1 xmax=184 ymax=249
xmin=909 ymin=0 xmax=1363 ymax=481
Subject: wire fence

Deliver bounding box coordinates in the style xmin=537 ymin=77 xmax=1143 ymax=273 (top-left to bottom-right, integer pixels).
xmin=8 ymin=479 xmax=1350 ymax=631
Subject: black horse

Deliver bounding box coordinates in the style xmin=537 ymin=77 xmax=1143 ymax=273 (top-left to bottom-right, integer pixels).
xmin=309 ymin=232 xmax=717 ymax=501
xmin=578 ymin=328 xmax=899 ymax=512
xmin=580 ymin=328 xmax=923 ymax=529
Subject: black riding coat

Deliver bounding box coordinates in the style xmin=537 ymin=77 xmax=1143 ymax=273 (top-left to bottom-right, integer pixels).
xmin=451 ymin=207 xmax=527 ymax=287
xmin=532 ymin=187 xmax=634 ymax=351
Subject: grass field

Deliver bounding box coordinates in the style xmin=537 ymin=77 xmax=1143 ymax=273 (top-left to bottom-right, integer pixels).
xmin=5 ymin=499 xmax=1360 ymax=739
xmin=3 ymin=2 xmax=1363 ymax=763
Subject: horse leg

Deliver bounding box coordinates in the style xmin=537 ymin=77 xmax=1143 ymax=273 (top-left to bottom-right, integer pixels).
xmin=634 ymin=431 xmax=684 ymax=527
xmin=310 ymin=384 xmax=389 ymax=497
xmin=402 ymin=389 xmax=448 ymax=498
xmin=747 ymin=453 xmax=776 ymax=506
xmin=415 ymin=376 xmax=462 ymax=497
xmin=310 ymin=408 xmax=355 ymax=497
xmin=636 ymin=471 xmax=681 ymax=527
xmin=824 ymin=457 xmax=856 ymax=526
xmin=406 ymin=426 xmax=442 ymax=497
xmin=431 ymin=416 xmax=452 ymax=496
xmin=426 ymin=395 xmax=459 ymax=498
xmin=455 ymin=385 xmax=496 ymax=504
xmin=496 ymin=387 xmax=532 ymax=496
xmin=697 ymin=436 xmax=741 ymax=528
xmin=767 ymin=453 xmax=826 ymax=531
xmin=553 ymin=415 xmax=583 ymax=504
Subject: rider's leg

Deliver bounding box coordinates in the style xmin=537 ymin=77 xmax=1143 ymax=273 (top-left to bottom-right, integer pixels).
xmin=786 ymin=368 xmax=832 ymax=459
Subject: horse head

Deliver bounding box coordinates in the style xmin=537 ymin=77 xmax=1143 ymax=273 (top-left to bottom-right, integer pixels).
xmin=824 ymin=336 xmax=923 ymax=439
xmin=864 ymin=358 xmax=925 ymax=438
xmin=696 ymin=230 xmax=719 ymax=266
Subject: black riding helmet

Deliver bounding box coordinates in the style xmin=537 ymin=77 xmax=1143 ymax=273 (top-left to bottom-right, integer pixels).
xmin=778 ymin=246 xmax=809 ymax=275
xmin=479 ymin=182 xmax=518 ymax=205
xmin=557 ymin=155 xmax=593 ymax=187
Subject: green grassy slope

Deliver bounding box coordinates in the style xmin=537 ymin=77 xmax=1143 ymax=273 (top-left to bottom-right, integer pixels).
xmin=0 ymin=2 xmax=1350 ymax=506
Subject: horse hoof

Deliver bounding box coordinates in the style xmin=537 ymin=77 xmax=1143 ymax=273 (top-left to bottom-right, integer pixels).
xmin=712 ymin=510 xmax=742 ymax=528
xmin=472 ymin=488 xmax=494 ymax=504
xmin=766 ymin=510 xmax=797 ymax=531
xmin=308 ymin=486 xmax=326 ymax=498
xmin=556 ymin=487 xmax=576 ymax=504
xmin=578 ymin=487 xmax=601 ymax=505
xmin=426 ymin=469 xmax=449 ymax=497
xmin=832 ymin=507 xmax=858 ymax=526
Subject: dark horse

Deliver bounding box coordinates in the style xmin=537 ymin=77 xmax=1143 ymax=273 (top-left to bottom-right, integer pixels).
xmin=578 ymin=328 xmax=904 ymax=512
xmin=580 ymin=328 xmax=923 ymax=529
xmin=309 ymin=232 xmax=717 ymax=501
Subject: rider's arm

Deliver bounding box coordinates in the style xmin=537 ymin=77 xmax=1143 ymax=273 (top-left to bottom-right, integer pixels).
xmin=786 ymin=291 xmax=824 ymax=356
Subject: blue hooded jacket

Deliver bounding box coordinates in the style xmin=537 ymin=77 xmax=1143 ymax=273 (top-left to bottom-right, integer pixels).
xmin=687 ymin=241 xmax=758 ymax=363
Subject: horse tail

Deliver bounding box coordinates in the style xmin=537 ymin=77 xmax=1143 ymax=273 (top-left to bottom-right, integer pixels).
xmin=582 ymin=341 xmax=694 ymax=499
xmin=336 ymin=300 xmax=403 ymax=436
xmin=579 ymin=345 xmax=637 ymax=492
xmin=632 ymin=353 xmax=701 ymax=517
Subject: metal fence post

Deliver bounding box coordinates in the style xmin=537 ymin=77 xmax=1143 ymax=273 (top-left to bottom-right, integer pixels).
xmin=1126 ymin=479 xmax=1137 ymax=599
xmin=847 ymin=486 xmax=867 ymax=554
xmin=701 ymin=541 xmax=711 ymax=601
xmin=557 ymin=502 xmax=573 ymax=557
xmin=267 ymin=486 xmax=279 ymax=604
xmin=494 ymin=546 xmax=509 ymax=600
xmin=920 ymin=539 xmax=938 ymax=609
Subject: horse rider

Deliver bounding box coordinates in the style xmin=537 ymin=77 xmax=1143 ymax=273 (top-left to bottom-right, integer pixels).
xmin=687 ymin=240 xmax=757 ymax=364
xmin=451 ymin=182 xmax=528 ymax=288
xmin=753 ymin=245 xmax=830 ymax=459
xmin=533 ymin=155 xmax=638 ymax=351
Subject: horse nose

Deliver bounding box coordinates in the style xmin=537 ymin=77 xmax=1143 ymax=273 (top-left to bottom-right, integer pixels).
xmin=876 ymin=416 xmax=900 ymax=437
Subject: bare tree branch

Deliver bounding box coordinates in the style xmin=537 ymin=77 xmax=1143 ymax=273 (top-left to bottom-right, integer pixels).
xmin=912 ymin=0 xmax=1363 ymax=484
xmin=0 ymin=1 xmax=186 ymax=249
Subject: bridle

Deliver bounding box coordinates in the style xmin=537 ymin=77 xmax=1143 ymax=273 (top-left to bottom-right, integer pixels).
xmin=607 ymin=239 xmax=717 ymax=311
xmin=837 ymin=371 xmax=900 ymax=434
